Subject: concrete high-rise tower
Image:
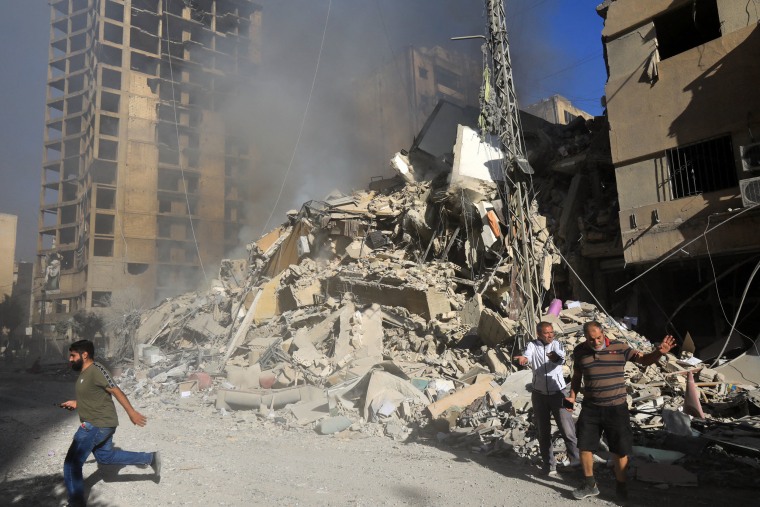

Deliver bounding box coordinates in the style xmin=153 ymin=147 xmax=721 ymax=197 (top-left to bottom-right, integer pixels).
xmin=34 ymin=0 xmax=261 ymax=335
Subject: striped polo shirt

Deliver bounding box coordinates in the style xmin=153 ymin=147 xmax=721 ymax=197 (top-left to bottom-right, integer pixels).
xmin=573 ymin=340 xmax=637 ymax=407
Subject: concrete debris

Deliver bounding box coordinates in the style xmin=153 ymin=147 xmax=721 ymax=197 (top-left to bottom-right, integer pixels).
xmin=104 ymin=112 xmax=759 ymax=487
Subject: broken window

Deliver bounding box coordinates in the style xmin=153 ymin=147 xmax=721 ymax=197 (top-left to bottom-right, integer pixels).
xmin=98 ymin=139 xmax=118 ymax=160
xmin=130 ymin=52 xmax=159 ymax=75
xmin=99 ymin=114 xmax=119 ymax=136
xmin=71 ymin=33 xmax=88 ymax=52
xmin=60 ymin=205 xmax=77 ymax=224
xmin=435 ymin=66 xmax=460 ymax=92
xmin=418 ymin=67 xmax=428 ymax=79
xmin=93 ymin=239 xmax=113 ymax=257
xmin=667 ymin=134 xmax=738 ymax=199
xmin=132 ymin=0 xmax=159 ymax=13
xmin=92 ymin=160 xmax=117 ymax=184
xmin=69 ymin=53 xmax=86 ymax=72
xmin=130 ymin=27 xmax=159 ymax=54
xmin=101 ymin=67 xmax=121 ymax=89
xmin=100 ymin=91 xmax=120 ymax=113
xmin=66 ymin=95 xmax=83 ymax=114
xmin=72 ymin=0 xmax=88 ymax=13
xmin=92 ymin=291 xmax=112 ymax=306
xmin=60 ymin=227 xmax=76 ymax=245
xmin=99 ymin=44 xmax=123 ymax=67
xmin=70 ymin=13 xmax=88 ymax=33
xmin=104 ymin=1 xmax=124 ymax=22
xmin=95 ymin=214 xmax=115 ymax=234
xmin=103 ymin=22 xmax=123 ymax=45
xmin=68 ymin=73 xmax=85 ymax=93
xmin=654 ymin=0 xmax=721 ymax=60
xmin=95 ymin=187 xmax=116 ymax=209
xmin=60 ymin=250 xmax=75 ymax=269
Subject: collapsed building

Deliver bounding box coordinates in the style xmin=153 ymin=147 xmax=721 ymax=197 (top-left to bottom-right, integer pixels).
xmin=99 ymin=96 xmax=760 ymax=488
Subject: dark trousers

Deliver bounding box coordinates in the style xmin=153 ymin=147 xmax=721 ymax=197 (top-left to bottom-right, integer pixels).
xmin=531 ymin=390 xmax=580 ymax=468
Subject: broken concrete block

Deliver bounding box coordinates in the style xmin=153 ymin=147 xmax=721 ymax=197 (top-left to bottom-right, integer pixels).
xmin=460 ymin=295 xmax=483 ymax=330
xmin=427 ymin=376 xmax=496 ymax=419
xmin=485 ymin=349 xmax=508 ymax=376
xmin=477 ymin=309 xmax=516 ymax=347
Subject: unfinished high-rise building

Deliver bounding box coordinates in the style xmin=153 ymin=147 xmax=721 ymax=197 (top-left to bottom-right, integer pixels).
xmin=34 ymin=0 xmax=261 ymax=336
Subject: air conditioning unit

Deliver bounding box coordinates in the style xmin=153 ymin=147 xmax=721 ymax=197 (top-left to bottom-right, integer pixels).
xmin=740 ymin=176 xmax=760 ymax=207
xmin=740 ymin=142 xmax=760 ymax=172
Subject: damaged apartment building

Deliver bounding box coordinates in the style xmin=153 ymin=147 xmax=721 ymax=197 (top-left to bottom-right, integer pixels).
xmin=34 ymin=0 xmax=261 ymax=338
xmin=597 ymin=0 xmax=760 ymax=354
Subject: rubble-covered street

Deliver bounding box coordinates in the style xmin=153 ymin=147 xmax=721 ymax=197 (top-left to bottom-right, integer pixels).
xmin=1 ymin=366 xmax=758 ymax=507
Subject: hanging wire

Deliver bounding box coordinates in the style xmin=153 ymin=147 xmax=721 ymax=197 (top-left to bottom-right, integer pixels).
xmin=260 ymin=0 xmax=332 ymax=236
xmin=162 ymin=0 xmax=207 ymax=282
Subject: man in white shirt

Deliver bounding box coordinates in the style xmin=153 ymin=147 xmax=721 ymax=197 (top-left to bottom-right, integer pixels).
xmin=514 ymin=322 xmax=579 ymax=475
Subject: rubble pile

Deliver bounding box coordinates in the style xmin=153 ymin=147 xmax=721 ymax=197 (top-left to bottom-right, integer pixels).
xmin=107 ymin=113 xmax=760 ymax=486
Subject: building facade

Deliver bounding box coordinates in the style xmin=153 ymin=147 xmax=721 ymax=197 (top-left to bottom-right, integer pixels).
xmin=354 ymin=46 xmax=481 ymax=169
xmin=598 ymin=0 xmax=760 ymax=350
xmin=599 ymin=0 xmax=760 ymax=265
xmin=524 ymin=95 xmax=593 ymax=126
xmin=35 ymin=0 xmax=261 ymax=334
xmin=0 ymin=214 xmax=18 ymax=300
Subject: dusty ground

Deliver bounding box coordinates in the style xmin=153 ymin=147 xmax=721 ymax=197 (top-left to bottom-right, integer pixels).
xmin=1 ymin=364 xmax=757 ymax=507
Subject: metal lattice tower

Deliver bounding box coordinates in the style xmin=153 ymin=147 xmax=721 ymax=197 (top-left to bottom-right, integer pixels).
xmin=484 ymin=0 xmax=543 ymax=347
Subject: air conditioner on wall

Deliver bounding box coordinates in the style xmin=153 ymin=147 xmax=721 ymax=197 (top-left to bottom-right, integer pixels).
xmin=740 ymin=176 xmax=760 ymax=207
xmin=740 ymin=142 xmax=760 ymax=172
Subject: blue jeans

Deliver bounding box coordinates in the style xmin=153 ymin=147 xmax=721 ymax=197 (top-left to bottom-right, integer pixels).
xmin=64 ymin=422 xmax=153 ymax=506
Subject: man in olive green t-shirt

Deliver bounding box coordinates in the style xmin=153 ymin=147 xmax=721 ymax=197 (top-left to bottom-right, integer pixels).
xmin=61 ymin=340 xmax=161 ymax=507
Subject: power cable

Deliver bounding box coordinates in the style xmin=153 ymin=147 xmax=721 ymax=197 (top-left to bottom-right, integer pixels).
xmin=615 ymin=204 xmax=758 ymax=293
xmin=162 ymin=0 xmax=207 ymax=282
xmin=709 ymin=259 xmax=760 ymax=368
xmin=556 ymin=248 xmax=615 ymax=324
xmin=260 ymin=0 xmax=332 ymax=236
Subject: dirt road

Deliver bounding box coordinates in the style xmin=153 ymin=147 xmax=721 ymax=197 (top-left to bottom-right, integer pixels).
xmin=1 ymin=367 xmax=755 ymax=507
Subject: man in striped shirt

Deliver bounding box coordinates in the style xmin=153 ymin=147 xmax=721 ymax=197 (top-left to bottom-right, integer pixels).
xmin=567 ymin=321 xmax=674 ymax=501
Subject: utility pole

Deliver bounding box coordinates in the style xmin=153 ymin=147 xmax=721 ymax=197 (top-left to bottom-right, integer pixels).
xmin=483 ymin=0 xmax=544 ymax=349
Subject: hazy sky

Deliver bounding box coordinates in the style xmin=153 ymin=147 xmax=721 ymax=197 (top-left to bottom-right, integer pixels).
xmin=0 ymin=0 xmax=606 ymax=262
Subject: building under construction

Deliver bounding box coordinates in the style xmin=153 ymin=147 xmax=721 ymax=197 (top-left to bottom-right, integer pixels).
xmin=34 ymin=0 xmax=261 ymax=336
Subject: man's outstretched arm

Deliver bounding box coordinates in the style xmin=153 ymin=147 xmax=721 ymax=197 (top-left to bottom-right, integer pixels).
xmin=106 ymin=386 xmax=147 ymax=426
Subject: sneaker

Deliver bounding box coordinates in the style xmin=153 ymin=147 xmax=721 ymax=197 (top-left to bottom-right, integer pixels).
xmin=547 ymin=466 xmax=559 ymax=478
xmin=151 ymin=451 xmax=162 ymax=480
xmin=572 ymin=483 xmax=600 ymax=500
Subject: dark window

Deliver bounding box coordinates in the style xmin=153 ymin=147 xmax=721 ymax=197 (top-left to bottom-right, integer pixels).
xmin=92 ymin=291 xmax=112 ymax=306
xmin=100 ymin=91 xmax=120 ymax=112
xmin=93 ymin=239 xmax=113 ymax=257
xmin=654 ymin=0 xmax=721 ymax=60
xmin=103 ymin=22 xmax=123 ymax=45
xmin=435 ymin=66 xmax=460 ymax=91
xmin=104 ymin=1 xmax=124 ymax=22
xmin=95 ymin=214 xmax=115 ymax=234
xmin=96 ymin=188 xmax=116 ymax=209
xmin=667 ymin=135 xmax=738 ymax=199
xmin=101 ymin=68 xmax=121 ymax=90
xmin=99 ymin=139 xmax=118 ymax=160
xmin=99 ymin=115 xmax=119 ymax=136
xmin=418 ymin=67 xmax=428 ymax=79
